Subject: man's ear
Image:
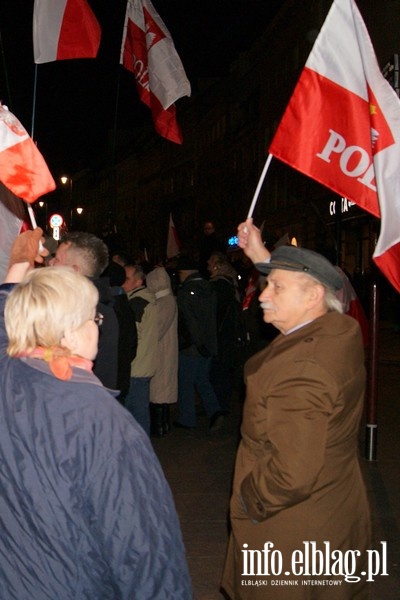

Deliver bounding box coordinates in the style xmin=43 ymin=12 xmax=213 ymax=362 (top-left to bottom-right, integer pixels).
xmin=307 ymin=282 xmax=325 ymax=309
xmin=61 ymin=328 xmax=78 ymax=353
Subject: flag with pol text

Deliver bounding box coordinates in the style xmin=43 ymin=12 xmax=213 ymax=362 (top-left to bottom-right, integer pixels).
xmin=269 ymin=0 xmax=400 ymax=292
xmin=120 ymin=0 xmax=191 ymax=144
xmin=33 ymin=0 xmax=101 ymax=64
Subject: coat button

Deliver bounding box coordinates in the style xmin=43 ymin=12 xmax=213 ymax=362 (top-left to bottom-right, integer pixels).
xmin=304 ymin=337 xmax=314 ymax=343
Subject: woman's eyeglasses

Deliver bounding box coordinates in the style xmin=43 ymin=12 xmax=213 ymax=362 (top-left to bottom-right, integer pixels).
xmin=94 ymin=312 xmax=104 ymax=326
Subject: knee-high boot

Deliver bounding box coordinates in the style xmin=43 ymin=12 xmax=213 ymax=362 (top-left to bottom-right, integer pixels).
xmin=150 ymin=403 xmax=165 ymax=437
xmin=162 ymin=404 xmax=171 ymax=434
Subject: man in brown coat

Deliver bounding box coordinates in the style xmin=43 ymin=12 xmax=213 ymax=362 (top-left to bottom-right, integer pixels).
xmin=221 ymin=219 xmax=371 ymax=599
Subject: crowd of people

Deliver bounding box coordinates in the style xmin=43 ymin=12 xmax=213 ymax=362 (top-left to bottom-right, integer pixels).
xmin=0 ymin=218 xmax=373 ymax=598
xmin=42 ymin=221 xmax=255 ymax=439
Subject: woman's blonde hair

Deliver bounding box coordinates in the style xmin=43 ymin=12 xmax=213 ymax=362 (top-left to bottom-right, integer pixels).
xmin=5 ymin=267 xmax=99 ymax=356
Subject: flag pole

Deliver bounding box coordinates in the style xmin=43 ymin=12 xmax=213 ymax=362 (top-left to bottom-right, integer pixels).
xmin=247 ymin=153 xmax=273 ymax=219
xmin=27 ymin=204 xmax=38 ymax=229
xmin=31 ymin=65 xmax=39 ymax=139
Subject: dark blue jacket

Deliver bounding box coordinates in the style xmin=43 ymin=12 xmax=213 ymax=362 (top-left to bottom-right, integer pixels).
xmin=0 ymin=284 xmax=192 ymax=599
xmin=177 ymin=273 xmax=218 ymax=357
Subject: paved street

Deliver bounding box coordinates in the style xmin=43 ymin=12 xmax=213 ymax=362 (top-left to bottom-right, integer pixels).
xmin=153 ymin=319 xmax=400 ymax=599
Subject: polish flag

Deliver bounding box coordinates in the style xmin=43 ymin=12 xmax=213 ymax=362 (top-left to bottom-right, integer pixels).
xmin=33 ymin=0 xmax=101 ymax=64
xmin=166 ymin=213 xmax=181 ymax=258
xmin=0 ymin=103 xmax=55 ymax=203
xmin=269 ymin=0 xmax=400 ymax=292
xmin=120 ymin=0 xmax=191 ymax=144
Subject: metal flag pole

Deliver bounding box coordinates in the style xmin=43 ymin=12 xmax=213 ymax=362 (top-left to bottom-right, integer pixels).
xmin=246 ymin=153 xmax=274 ymax=219
xmin=365 ymin=280 xmax=379 ymax=460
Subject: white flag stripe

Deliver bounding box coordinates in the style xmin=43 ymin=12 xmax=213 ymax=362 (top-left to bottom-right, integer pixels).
xmin=33 ymin=0 xmax=66 ymax=63
xmin=0 ymin=118 xmax=29 ymax=152
xmin=166 ymin=214 xmax=180 ymax=258
xmin=307 ymin=1 xmax=368 ymax=99
xmin=270 ymin=0 xmax=400 ymax=290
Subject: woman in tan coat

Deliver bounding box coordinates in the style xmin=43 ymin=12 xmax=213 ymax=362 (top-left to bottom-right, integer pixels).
xmin=221 ymin=220 xmax=371 ymax=599
xmin=147 ymin=266 xmax=178 ymax=436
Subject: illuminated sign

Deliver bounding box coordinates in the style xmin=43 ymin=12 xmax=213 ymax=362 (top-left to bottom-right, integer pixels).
xmin=228 ymin=235 xmax=239 ymax=247
xmin=329 ymin=197 xmax=356 ymax=216
xmin=49 ymin=214 xmax=63 ymax=228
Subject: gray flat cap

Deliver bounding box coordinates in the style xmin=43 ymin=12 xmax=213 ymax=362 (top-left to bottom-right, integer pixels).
xmin=255 ymin=246 xmax=343 ymax=291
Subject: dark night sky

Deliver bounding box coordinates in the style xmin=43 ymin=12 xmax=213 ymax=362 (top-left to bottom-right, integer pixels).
xmin=0 ymin=0 xmax=284 ymax=176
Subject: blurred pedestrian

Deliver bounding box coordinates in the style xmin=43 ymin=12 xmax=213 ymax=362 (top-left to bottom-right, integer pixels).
xmin=208 ymin=251 xmax=244 ymax=412
xmin=174 ymin=256 xmax=224 ymax=431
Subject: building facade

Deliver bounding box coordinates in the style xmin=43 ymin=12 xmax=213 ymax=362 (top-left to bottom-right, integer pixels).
xmin=70 ymin=0 xmax=399 ymax=282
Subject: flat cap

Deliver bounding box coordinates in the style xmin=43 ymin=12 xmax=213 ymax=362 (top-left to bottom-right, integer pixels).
xmin=255 ymin=246 xmax=343 ymax=291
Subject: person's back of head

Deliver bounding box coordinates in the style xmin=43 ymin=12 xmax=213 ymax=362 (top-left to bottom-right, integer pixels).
xmin=61 ymin=232 xmax=109 ymax=278
xmin=102 ymin=261 xmax=126 ymax=288
xmin=5 ymin=267 xmax=99 ymax=356
xmin=146 ymin=266 xmax=172 ymax=296
xmin=111 ymin=251 xmax=131 ymax=267
xmin=123 ymin=263 xmax=146 ymax=293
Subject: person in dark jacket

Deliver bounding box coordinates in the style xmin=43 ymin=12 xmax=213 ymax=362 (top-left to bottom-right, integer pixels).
xmin=174 ymin=255 xmax=224 ymax=430
xmin=0 ymin=229 xmax=192 ymax=600
xmin=101 ymin=260 xmax=137 ymax=404
xmin=49 ymin=231 xmax=119 ymax=389
xmin=208 ymin=251 xmax=244 ymax=412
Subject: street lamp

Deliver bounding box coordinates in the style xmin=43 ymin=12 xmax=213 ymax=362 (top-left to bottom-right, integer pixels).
xmin=60 ymin=175 xmax=73 ymax=229
xmin=37 ymin=200 xmax=48 ymax=232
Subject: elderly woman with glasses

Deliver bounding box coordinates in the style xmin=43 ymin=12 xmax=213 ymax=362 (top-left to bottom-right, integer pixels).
xmin=0 ymin=229 xmax=191 ymax=600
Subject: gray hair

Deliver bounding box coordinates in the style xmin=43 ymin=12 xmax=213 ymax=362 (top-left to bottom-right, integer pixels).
xmin=324 ymin=287 xmax=344 ymax=314
xmin=61 ymin=232 xmax=109 ymax=278
xmin=306 ymin=273 xmax=343 ymax=313
xmin=5 ymin=267 xmax=99 ymax=356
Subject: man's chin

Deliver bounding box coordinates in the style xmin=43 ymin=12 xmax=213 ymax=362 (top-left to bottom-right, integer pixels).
xmin=262 ymin=310 xmax=274 ymax=323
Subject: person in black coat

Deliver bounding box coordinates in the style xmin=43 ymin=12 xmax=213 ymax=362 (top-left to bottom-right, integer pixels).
xmin=208 ymin=252 xmax=244 ymax=412
xmin=49 ymin=232 xmax=119 ymax=389
xmin=101 ymin=261 xmax=137 ymax=403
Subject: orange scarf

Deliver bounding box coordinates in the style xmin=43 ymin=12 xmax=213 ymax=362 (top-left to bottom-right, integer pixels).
xmin=17 ymin=347 xmax=93 ymax=381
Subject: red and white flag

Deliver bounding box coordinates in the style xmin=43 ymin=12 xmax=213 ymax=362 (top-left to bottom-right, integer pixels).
xmin=120 ymin=0 xmax=191 ymax=144
xmin=269 ymin=0 xmax=400 ymax=292
xmin=33 ymin=0 xmax=101 ymax=64
xmin=166 ymin=213 xmax=181 ymax=258
xmin=0 ymin=103 xmax=56 ymax=203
